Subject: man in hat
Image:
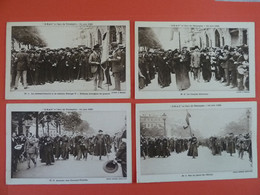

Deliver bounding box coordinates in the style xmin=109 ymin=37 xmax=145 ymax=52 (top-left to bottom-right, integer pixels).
xmin=89 ymin=44 xmax=104 ymax=90
xmin=14 ymin=48 xmax=29 ymax=90
xmin=93 ymin=130 xmax=108 ymax=160
xmin=190 ymin=46 xmax=201 ymax=82
xmin=108 ymin=42 xmax=123 ymax=91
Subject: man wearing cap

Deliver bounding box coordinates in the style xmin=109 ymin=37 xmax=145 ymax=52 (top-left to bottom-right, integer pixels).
xmin=14 ymin=48 xmax=29 ymax=90
xmin=89 ymin=44 xmax=104 ymax=90
xmin=108 ymin=42 xmax=123 ymax=91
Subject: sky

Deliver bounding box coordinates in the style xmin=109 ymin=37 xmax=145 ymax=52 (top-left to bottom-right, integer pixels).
xmin=37 ymin=26 xmax=81 ymax=49
xmin=142 ymin=108 xmax=249 ymax=138
xmin=80 ymin=111 xmax=126 ymax=135
xmin=152 ymin=27 xmax=190 ymax=50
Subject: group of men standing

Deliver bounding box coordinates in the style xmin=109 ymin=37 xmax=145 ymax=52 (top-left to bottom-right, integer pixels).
xmin=11 ymin=129 xmax=127 ymax=177
xmin=11 ymin=42 xmax=126 ymax=91
xmin=138 ymin=44 xmax=249 ymax=91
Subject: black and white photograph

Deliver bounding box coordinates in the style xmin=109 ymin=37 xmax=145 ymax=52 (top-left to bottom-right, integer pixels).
xmin=136 ymin=102 xmax=257 ymax=183
xmin=135 ymin=22 xmax=255 ymax=99
xmin=5 ymin=21 xmax=130 ymax=99
xmin=6 ymin=103 xmax=132 ymax=184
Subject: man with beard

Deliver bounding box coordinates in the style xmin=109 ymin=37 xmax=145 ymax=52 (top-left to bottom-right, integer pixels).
xmin=93 ymin=130 xmax=108 ymax=160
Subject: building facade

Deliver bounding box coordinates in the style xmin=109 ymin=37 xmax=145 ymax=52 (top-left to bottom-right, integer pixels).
xmin=140 ymin=114 xmax=164 ymax=129
xmin=166 ymin=27 xmax=248 ymax=50
xmin=74 ymin=25 xmax=126 ymax=49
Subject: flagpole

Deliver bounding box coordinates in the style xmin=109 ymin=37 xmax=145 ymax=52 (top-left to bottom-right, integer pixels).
xmin=188 ymin=123 xmax=192 ymax=137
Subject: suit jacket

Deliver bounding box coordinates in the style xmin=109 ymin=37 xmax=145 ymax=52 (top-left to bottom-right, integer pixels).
xmin=111 ymin=49 xmax=123 ymax=73
xmin=191 ymin=51 xmax=201 ymax=68
xmin=15 ymin=52 xmax=29 ymax=71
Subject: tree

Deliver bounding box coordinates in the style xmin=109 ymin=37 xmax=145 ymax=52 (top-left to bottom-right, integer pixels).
xmin=12 ymin=26 xmax=47 ymax=48
xmin=12 ymin=112 xmax=36 ymax=135
xmin=220 ymin=117 xmax=249 ymax=136
xmin=60 ymin=112 xmax=83 ymax=133
xmin=139 ymin=27 xmax=161 ymax=49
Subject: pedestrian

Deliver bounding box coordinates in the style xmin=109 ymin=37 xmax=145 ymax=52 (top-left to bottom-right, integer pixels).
xmin=24 ymin=133 xmax=37 ymax=169
xmin=190 ymin=46 xmax=201 ymax=82
xmin=187 ymin=135 xmax=198 ymax=159
xmin=108 ymin=42 xmax=123 ymax=91
xmin=14 ymin=48 xmax=29 ymax=90
xmin=173 ymin=47 xmax=191 ymax=90
xmin=93 ymin=130 xmax=108 ymax=160
xmin=89 ymin=44 xmax=104 ymax=90
xmin=115 ymin=134 xmax=127 ymax=177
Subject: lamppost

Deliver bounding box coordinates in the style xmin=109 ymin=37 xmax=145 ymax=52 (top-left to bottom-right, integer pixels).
xmin=246 ymin=109 xmax=251 ymax=131
xmin=46 ymin=115 xmax=51 ymax=136
xmin=162 ymin=113 xmax=167 ymax=136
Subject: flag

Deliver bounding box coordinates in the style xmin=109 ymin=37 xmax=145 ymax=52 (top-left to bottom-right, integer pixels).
xmin=101 ymin=32 xmax=109 ymax=64
xmin=183 ymin=111 xmax=191 ymax=129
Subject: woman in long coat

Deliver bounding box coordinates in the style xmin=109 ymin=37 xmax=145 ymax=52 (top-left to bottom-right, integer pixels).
xmin=201 ymin=49 xmax=212 ymax=82
xmin=156 ymin=51 xmax=171 ymax=88
xmin=93 ymin=130 xmax=108 ymax=160
xmin=187 ymin=135 xmax=198 ymax=159
xmin=173 ymin=48 xmax=191 ymax=90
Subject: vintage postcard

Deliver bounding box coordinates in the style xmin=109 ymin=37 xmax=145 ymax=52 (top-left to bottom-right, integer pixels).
xmin=135 ymin=22 xmax=255 ymax=99
xmin=6 ymin=103 xmax=132 ymax=184
xmin=136 ymin=102 xmax=257 ymax=182
xmin=6 ymin=21 xmax=130 ymax=99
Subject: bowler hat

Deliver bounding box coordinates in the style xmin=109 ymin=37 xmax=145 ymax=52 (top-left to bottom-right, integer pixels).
xmin=103 ymin=160 xmax=119 ymax=173
xmin=93 ymin=44 xmax=100 ymax=50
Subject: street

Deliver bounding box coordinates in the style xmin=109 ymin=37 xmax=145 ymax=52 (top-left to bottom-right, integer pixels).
xmin=13 ymin=151 xmax=123 ymax=178
xmin=141 ymin=73 xmax=239 ymax=91
xmin=141 ymin=146 xmax=252 ymax=175
xmin=11 ymin=78 xmax=126 ymax=92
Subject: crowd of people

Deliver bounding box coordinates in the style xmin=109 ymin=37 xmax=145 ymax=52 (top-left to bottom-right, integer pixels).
xmin=11 ymin=42 xmax=126 ymax=91
xmin=138 ymin=45 xmax=249 ymax=91
xmin=205 ymin=133 xmax=252 ymax=161
xmin=11 ymin=129 xmax=127 ymax=178
xmin=140 ymin=133 xmax=252 ymax=162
